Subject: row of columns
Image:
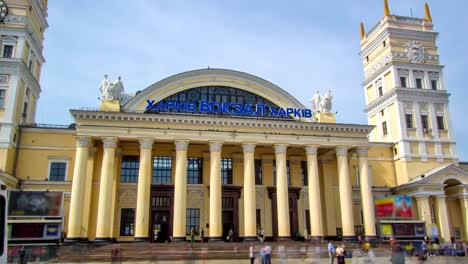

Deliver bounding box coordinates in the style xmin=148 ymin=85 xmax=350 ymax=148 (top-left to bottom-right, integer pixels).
xmin=67 ymin=136 xmax=377 ymax=241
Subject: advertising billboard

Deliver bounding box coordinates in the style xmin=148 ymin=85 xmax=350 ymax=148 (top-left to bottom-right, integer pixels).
xmin=8 ymin=191 xmax=63 ymax=217
xmin=374 ymin=195 xmax=412 ymax=218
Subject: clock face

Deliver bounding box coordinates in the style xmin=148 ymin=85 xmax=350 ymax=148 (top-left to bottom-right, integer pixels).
xmin=0 ymin=0 xmax=7 ymax=22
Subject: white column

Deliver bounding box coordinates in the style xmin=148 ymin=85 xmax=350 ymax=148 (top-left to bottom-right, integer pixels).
xmin=357 ymin=148 xmax=377 ymax=238
xmin=67 ymin=137 xmax=91 ymax=241
xmin=305 ymin=145 xmax=324 ymax=239
xmin=274 ymin=144 xmax=291 ymax=240
xmin=172 ymin=140 xmax=189 ymax=241
xmin=95 ymin=137 xmax=118 ymax=241
xmin=134 ymin=139 xmax=154 ymax=241
xmin=459 ymin=196 xmax=468 ymax=241
xmin=209 ymin=141 xmax=223 ymax=241
xmin=336 ymin=147 xmax=355 ymax=239
xmin=242 ymin=143 xmax=257 ymax=241
xmin=435 ymin=195 xmax=452 ymax=242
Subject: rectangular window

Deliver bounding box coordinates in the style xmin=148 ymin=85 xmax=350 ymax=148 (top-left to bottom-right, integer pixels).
xmin=0 ymin=90 xmax=5 ymax=108
xmin=382 ymin=121 xmax=388 ymax=136
xmin=186 ymin=208 xmax=200 ymax=235
xmin=405 ymin=114 xmax=414 ymax=129
xmin=421 ymin=115 xmax=430 ymax=130
xmin=305 ymin=210 xmax=311 ymax=237
xmin=255 ymin=159 xmax=262 ymax=185
xmin=436 ymin=116 xmax=445 ymax=130
xmin=119 ymin=208 xmax=135 ymax=236
xmin=301 ymin=161 xmax=308 ymax=186
xmin=431 ymin=79 xmax=438 ymax=90
xmin=256 ymin=209 xmax=261 ymax=231
xmin=400 ymin=77 xmax=407 ymax=88
xmin=273 ymin=160 xmax=291 ymax=186
xmin=121 ymin=156 xmax=139 ymax=183
xmin=221 ymin=158 xmax=233 ymax=185
xmin=2 ymin=45 xmax=13 ymax=58
xmin=378 ymin=86 xmax=383 ymax=96
xmin=152 ymin=156 xmax=172 ymax=184
xmin=49 ymin=161 xmax=67 ymax=181
xmin=187 ymin=157 xmax=203 ymax=184
xmin=416 ymin=78 xmax=423 ymax=89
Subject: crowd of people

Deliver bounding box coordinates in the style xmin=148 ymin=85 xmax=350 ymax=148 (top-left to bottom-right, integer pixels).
xmin=249 ymin=243 xmax=272 ymax=264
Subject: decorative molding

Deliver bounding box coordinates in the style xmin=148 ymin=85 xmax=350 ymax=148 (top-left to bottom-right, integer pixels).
xmin=364 ymin=52 xmax=392 ymax=79
xmin=305 ymin=145 xmax=318 ymax=155
xmin=419 ymin=102 xmax=429 ymax=113
xmin=0 ymin=75 xmax=8 ymax=84
xmin=336 ymin=147 xmax=348 ymax=157
xmin=75 ymin=136 xmax=91 ymax=147
xmin=398 ymin=69 xmax=409 ymax=76
xmin=242 ymin=143 xmax=256 ymax=153
xmin=139 ymin=138 xmax=154 ymax=149
xmin=273 ymin=144 xmax=288 ymax=154
xmin=209 ymin=141 xmax=223 ymax=152
xmin=88 ymin=147 xmax=97 ymax=157
xmin=102 ymin=137 xmax=118 ymax=148
xmin=356 ymin=148 xmax=368 ymax=158
xmin=174 ymin=140 xmax=189 ymax=151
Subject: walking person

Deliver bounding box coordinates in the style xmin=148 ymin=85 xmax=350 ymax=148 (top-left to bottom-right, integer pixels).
xmin=259 ymin=247 xmax=266 ymax=264
xmin=228 ymin=228 xmax=234 ymax=242
xmin=421 ymin=240 xmax=427 ymax=256
xmin=259 ymin=228 xmax=265 ymax=242
xmin=336 ymin=243 xmax=346 ymax=264
xmin=249 ymin=243 xmax=255 ymax=264
xmin=200 ymin=228 xmax=205 ymax=243
xmin=18 ymin=246 xmax=26 ymax=264
xmin=390 ymin=237 xmax=405 ymax=264
xmin=190 ymin=226 xmax=195 ymax=243
xmin=328 ymin=240 xmax=336 ymax=264
xmin=264 ymin=243 xmax=272 ymax=264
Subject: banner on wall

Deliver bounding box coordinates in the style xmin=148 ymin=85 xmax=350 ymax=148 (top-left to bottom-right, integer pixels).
xmin=8 ymin=191 xmax=63 ymax=217
xmin=374 ymin=196 xmax=413 ymax=218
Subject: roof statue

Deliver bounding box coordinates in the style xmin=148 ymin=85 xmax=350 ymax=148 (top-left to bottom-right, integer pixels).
xmin=99 ymin=74 xmax=125 ymax=101
xmin=310 ymin=90 xmax=333 ymax=114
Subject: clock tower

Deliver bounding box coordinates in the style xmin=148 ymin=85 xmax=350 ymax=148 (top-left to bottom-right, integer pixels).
xmin=0 ymin=0 xmax=48 ymax=182
xmin=360 ymin=1 xmax=458 ymax=185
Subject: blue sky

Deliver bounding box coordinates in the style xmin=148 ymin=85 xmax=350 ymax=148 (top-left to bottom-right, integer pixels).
xmin=38 ymin=0 xmax=468 ymax=160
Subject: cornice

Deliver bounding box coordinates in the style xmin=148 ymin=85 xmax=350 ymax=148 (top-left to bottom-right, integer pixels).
xmin=70 ymin=110 xmax=374 ymax=135
xmin=0 ymin=59 xmax=41 ymax=97
xmin=365 ymin=87 xmax=450 ymax=115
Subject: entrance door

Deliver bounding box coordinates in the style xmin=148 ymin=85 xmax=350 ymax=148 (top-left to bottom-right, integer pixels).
xmin=151 ymin=210 xmax=170 ymax=243
xmin=268 ymin=187 xmax=301 ymax=241
xmin=222 ymin=210 xmax=234 ymax=241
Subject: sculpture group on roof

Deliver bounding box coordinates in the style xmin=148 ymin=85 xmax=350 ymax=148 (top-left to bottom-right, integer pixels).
xmin=311 ymin=90 xmax=333 ymax=114
xmin=99 ymin=74 xmax=124 ymax=101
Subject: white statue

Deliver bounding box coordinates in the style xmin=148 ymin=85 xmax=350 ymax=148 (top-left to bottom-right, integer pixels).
xmin=99 ymin=74 xmax=124 ymax=101
xmin=320 ymin=90 xmax=333 ymax=113
xmin=311 ymin=90 xmax=322 ymax=112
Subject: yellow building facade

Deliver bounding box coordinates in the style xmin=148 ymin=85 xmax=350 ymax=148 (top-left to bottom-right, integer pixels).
xmin=1 ymin=0 xmax=468 ymax=244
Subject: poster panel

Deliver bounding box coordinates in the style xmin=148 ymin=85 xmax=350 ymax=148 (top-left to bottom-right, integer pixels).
xmin=8 ymin=191 xmax=63 ymax=217
xmin=374 ymin=196 xmax=412 ymax=218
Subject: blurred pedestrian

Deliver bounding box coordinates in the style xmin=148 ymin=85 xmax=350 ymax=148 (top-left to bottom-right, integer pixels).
xmin=18 ymin=246 xmax=26 ymax=264
xmin=259 ymin=247 xmax=266 ymax=264
xmin=249 ymin=243 xmax=255 ymax=264
xmin=111 ymin=244 xmax=122 ymax=264
xmin=390 ymin=238 xmax=405 ymax=264
xmin=264 ymin=243 xmax=272 ymax=264
xmin=190 ymin=227 xmax=195 ymax=243
xmin=200 ymin=228 xmax=205 ymax=243
xmin=228 ymin=228 xmax=234 ymax=242
xmin=328 ymin=240 xmax=336 ymax=264
xmin=336 ymin=243 xmax=346 ymax=264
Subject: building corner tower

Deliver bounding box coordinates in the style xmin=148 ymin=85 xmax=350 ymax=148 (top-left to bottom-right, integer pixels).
xmin=0 ymin=0 xmax=48 ymax=186
xmin=360 ymin=1 xmax=458 ymax=185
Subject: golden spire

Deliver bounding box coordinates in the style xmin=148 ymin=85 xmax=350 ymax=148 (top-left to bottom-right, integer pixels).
xmin=384 ymin=0 xmax=390 ymax=16
xmin=360 ymin=22 xmax=365 ymax=39
xmin=424 ymin=2 xmax=432 ymax=21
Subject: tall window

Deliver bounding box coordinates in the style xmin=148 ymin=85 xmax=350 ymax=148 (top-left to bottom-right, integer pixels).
xmin=49 ymin=161 xmax=67 ymax=181
xmin=436 ymin=116 xmax=445 ymax=130
xmin=153 ymin=156 xmax=172 ymax=184
xmin=186 ymin=208 xmax=200 ymax=235
xmin=255 ymin=159 xmax=262 ymax=185
xmin=400 ymin=76 xmax=407 ymax=88
xmin=382 ymin=121 xmax=388 ymax=136
xmin=431 ymin=79 xmax=438 ymax=90
xmin=187 ymin=157 xmax=203 ymax=184
xmin=405 ymin=114 xmax=414 ymax=129
xmin=120 ymin=208 xmax=135 ymax=236
xmin=221 ymin=158 xmax=233 ymax=184
xmin=378 ymin=86 xmax=383 ymax=97
xmin=305 ymin=210 xmax=311 ymax=237
xmin=256 ymin=209 xmax=261 ymax=231
xmin=421 ymin=115 xmax=430 ymax=130
xmin=416 ymin=78 xmax=423 ymax=89
xmin=2 ymin=45 xmax=13 ymax=58
xmin=121 ymin=156 xmax=139 ymax=183
xmin=301 ymin=161 xmax=308 ymax=186
xmin=273 ymin=160 xmax=291 ymax=186
xmin=0 ymin=90 xmax=5 ymax=108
